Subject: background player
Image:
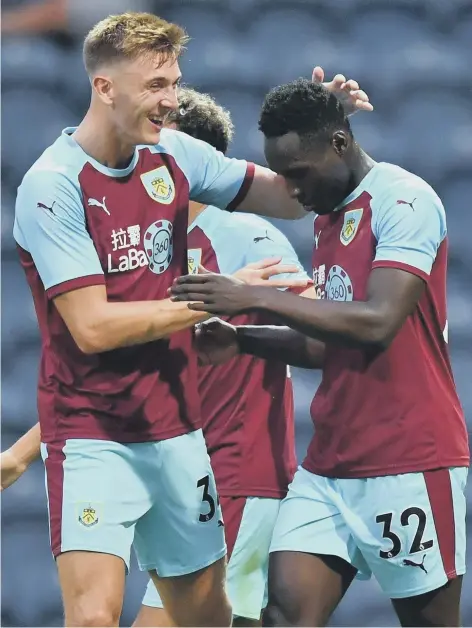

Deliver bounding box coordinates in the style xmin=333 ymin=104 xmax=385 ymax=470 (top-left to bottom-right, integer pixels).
xmin=169 ymin=79 xmax=469 ymax=627
xmin=135 ymin=87 xmax=314 ymax=627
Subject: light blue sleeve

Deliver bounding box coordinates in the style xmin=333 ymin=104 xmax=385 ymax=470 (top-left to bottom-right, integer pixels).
xmin=14 ymin=170 xmax=103 ymax=294
xmin=243 ymin=216 xmax=310 ymax=284
xmin=162 ymin=130 xmax=250 ymax=209
xmin=371 ymin=183 xmax=446 ymax=278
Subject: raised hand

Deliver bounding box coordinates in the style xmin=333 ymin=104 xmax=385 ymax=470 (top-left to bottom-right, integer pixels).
xmin=314 ymin=66 xmax=373 ymax=115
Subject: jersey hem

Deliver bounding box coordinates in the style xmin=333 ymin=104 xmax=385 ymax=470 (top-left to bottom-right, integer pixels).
xmin=372 ymin=260 xmax=429 ymax=283
xmin=301 ymin=457 xmax=470 ymax=479
xmin=218 ymin=487 xmax=288 ymax=499
xmin=226 ymin=162 xmax=255 ymax=211
xmin=41 ymin=424 xmax=201 ymax=446
xmin=46 ymin=274 xmax=105 ymax=299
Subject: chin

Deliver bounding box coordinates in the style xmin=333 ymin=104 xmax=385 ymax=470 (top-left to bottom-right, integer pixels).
xmin=139 ymin=130 xmax=161 ymax=146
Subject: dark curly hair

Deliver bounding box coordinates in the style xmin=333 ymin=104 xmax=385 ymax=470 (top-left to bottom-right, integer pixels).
xmin=167 ymin=87 xmax=234 ymax=154
xmin=259 ymin=78 xmax=351 ymax=143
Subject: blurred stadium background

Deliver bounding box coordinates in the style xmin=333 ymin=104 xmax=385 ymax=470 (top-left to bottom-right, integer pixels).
xmin=1 ymin=0 xmax=471 ymax=625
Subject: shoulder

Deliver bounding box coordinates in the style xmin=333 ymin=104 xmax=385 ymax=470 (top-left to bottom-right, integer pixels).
xmin=20 ymin=132 xmax=84 ymax=196
xmin=371 ymin=163 xmax=443 ymax=211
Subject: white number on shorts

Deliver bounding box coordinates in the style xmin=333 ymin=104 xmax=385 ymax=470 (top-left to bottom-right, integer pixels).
xmin=376 ymin=507 xmax=433 ymax=559
xmin=197 ymin=475 xmax=216 ymax=523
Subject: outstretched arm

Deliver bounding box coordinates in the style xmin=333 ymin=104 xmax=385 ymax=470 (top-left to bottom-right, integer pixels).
xmin=1 ymin=423 xmax=41 ymax=490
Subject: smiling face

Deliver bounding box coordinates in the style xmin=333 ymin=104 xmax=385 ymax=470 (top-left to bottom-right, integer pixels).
xmin=264 ymin=129 xmax=353 ymax=215
xmin=94 ymin=53 xmax=181 ymax=147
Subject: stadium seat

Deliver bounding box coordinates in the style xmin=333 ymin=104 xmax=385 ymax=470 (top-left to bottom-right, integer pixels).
xmin=162 ymin=7 xmax=243 ymax=86
xmin=390 ymin=93 xmax=472 ymax=179
xmin=0 ymin=459 xmax=47 ymax=520
xmin=245 ymin=10 xmax=343 ymax=88
xmin=1 ymin=37 xmax=65 ymax=90
xmin=345 ymin=7 xmax=449 ymax=101
xmin=209 ymin=87 xmax=265 ymax=162
xmin=1 ymin=521 xmax=61 ymax=626
xmin=1 ymin=345 xmax=41 ymax=432
xmin=1 ymin=89 xmax=79 ymax=187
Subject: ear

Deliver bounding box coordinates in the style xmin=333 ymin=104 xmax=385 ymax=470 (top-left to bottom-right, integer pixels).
xmin=331 ymin=130 xmax=350 ymax=157
xmin=92 ymin=74 xmax=114 ymax=106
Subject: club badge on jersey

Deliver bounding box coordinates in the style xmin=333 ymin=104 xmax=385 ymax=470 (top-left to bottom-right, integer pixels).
xmin=188 ymin=248 xmax=202 ymax=274
xmin=140 ymin=166 xmax=175 ymax=205
xmin=340 ymin=208 xmax=363 ymax=246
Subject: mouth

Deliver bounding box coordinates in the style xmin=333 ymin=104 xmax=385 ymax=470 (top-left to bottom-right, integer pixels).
xmin=148 ymin=115 xmax=164 ymax=131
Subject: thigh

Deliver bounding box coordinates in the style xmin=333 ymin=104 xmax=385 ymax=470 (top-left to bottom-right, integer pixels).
xmin=269 ymin=467 xmax=366 ymax=574
xmin=42 ymin=439 xmax=150 ymax=569
xmin=57 ymin=551 xmax=125 ymax=626
xmin=264 ymin=551 xmax=357 ymax=627
xmin=226 ymin=497 xmax=280 ymax=621
xmin=392 ymin=576 xmax=463 ymax=627
xmin=150 ymin=556 xmax=231 ymax=627
xmin=347 ymin=467 xmax=468 ymax=601
xmin=134 ymin=429 xmax=226 ymax=576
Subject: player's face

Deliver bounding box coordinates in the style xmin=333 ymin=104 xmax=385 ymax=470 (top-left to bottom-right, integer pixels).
xmin=107 ymin=54 xmax=181 ymax=146
xmin=264 ymin=131 xmax=352 ymax=215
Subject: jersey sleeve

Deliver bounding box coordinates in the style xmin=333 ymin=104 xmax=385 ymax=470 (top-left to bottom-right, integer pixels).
xmin=14 ymin=170 xmax=104 ymax=299
xmin=166 ymin=130 xmax=255 ymax=209
xmin=371 ymin=184 xmax=447 ymax=282
xmin=244 ymin=216 xmax=311 ymax=291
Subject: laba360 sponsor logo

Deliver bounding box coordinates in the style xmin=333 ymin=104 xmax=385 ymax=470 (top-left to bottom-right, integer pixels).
xmin=107 ymin=220 xmax=173 ymax=275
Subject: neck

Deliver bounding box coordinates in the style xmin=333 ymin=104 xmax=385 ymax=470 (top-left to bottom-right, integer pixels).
xmin=347 ymin=145 xmax=376 ymax=191
xmin=73 ymin=102 xmax=136 ymax=169
xmin=188 ymin=201 xmax=207 ymax=227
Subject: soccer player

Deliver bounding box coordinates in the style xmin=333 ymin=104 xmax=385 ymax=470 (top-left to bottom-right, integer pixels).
xmin=134 ymin=88 xmax=314 ymax=628
xmin=11 ymin=9 xmax=370 ymax=625
xmin=169 ymin=79 xmax=470 ymax=627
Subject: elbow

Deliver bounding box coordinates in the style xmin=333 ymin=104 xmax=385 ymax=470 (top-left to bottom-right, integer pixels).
xmin=73 ymin=326 xmax=110 ymax=355
xmin=357 ymin=311 xmax=396 ymax=350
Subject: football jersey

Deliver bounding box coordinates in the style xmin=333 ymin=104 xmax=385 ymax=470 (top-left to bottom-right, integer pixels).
xmin=188 ymin=207 xmax=309 ymax=497
xmin=14 ymin=128 xmax=254 ymax=445
xmin=305 ymin=162 xmax=469 ymax=478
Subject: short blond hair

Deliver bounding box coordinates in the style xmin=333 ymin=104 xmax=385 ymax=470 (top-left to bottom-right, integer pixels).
xmin=83 ymin=12 xmax=188 ymax=75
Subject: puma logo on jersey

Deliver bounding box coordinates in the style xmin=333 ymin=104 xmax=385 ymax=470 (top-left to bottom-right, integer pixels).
xmin=253 ymin=230 xmax=273 ymax=243
xmin=88 ymin=196 xmax=110 ymax=216
xmin=37 ymin=201 xmax=56 ymax=214
xmin=397 ymin=198 xmax=417 ymax=211
xmin=403 ymin=554 xmax=427 ymax=573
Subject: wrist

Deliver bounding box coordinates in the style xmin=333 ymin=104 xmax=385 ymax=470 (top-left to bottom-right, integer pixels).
xmin=235 ymin=326 xmax=250 ymax=354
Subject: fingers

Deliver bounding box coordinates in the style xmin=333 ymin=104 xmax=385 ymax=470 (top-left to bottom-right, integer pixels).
xmin=173 ymin=274 xmax=210 ymax=285
xmin=264 ymin=278 xmax=310 ymax=288
xmin=198 ymin=264 xmax=212 ymax=274
xmin=260 ymin=263 xmax=301 ymax=279
xmin=312 ymin=66 xmax=324 ymax=83
xmin=243 ymin=256 xmax=282 ymax=271
xmin=330 ymin=73 xmax=347 ymax=89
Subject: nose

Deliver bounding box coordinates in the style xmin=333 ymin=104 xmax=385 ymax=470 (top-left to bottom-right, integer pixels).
xmin=160 ymin=86 xmax=179 ymax=112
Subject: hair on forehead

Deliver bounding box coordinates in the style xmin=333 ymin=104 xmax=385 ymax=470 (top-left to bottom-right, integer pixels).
xmin=83 ymin=12 xmax=188 ymax=75
xmin=167 ymin=87 xmax=234 ymax=155
xmin=259 ymin=78 xmax=351 ymax=142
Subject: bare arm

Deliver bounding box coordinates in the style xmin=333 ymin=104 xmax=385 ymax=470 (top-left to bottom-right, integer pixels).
xmin=236 ymin=325 xmax=325 ymax=369
xmin=54 ymin=285 xmax=208 ymax=354
xmin=235 ymin=165 xmax=306 ymax=220
xmin=1 ymin=423 xmax=41 ymax=491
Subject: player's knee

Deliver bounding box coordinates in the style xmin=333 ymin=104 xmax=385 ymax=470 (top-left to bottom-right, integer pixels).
xmin=67 ymin=596 xmax=121 ymax=627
